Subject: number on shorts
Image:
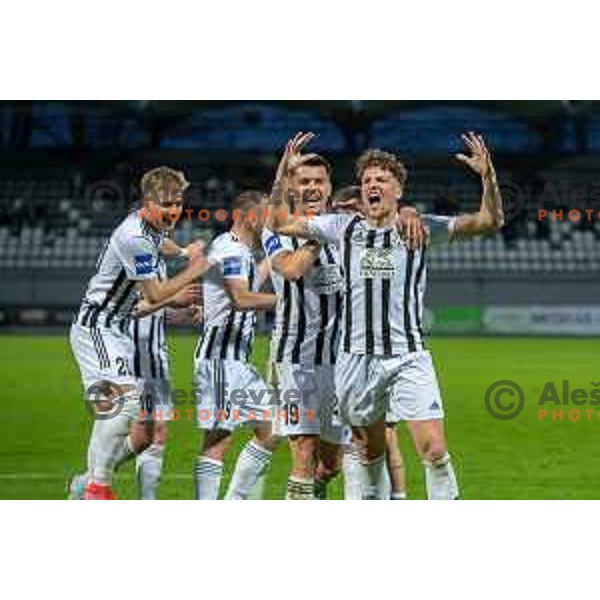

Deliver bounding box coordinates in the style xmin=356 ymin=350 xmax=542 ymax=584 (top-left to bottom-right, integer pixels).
xmin=286 ymin=403 xmax=300 ymax=426
xmin=115 ymin=357 xmax=129 ymax=376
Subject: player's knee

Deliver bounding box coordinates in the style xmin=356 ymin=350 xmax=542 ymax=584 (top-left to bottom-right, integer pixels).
xmin=202 ymin=431 xmax=231 ymax=461
xmin=421 ymin=438 xmax=447 ymax=463
xmin=290 ymin=436 xmax=318 ymax=470
xmin=153 ymin=422 xmax=167 ymax=446
xmin=253 ymin=423 xmax=278 ymax=451
xmin=318 ymin=441 xmax=343 ymax=476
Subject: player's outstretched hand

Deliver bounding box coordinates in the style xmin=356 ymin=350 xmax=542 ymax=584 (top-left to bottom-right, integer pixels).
xmin=397 ymin=205 xmax=427 ymax=250
xmin=275 ymin=131 xmax=317 ymax=181
xmin=456 ymin=132 xmax=491 ymax=178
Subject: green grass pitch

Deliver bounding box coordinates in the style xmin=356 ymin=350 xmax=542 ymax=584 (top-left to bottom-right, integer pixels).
xmin=1 ymin=333 xmax=598 ymax=499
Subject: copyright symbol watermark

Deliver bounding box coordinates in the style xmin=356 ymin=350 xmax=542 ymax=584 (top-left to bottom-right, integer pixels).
xmin=84 ymin=380 xmax=125 ymax=421
xmin=484 ymin=380 xmax=525 ymax=420
xmin=85 ymin=180 xmax=125 ymax=215
xmin=485 ymin=180 xmax=525 ymax=224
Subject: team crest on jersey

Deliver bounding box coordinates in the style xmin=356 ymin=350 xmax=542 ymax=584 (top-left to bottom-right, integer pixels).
xmin=307 ymin=264 xmax=343 ymax=294
xmin=359 ymin=247 xmax=396 ymax=278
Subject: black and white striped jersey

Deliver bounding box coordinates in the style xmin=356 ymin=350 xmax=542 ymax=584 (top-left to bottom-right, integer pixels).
xmin=131 ymin=257 xmax=169 ymax=380
xmin=307 ymin=213 xmax=456 ymax=356
xmin=76 ymin=211 xmax=165 ymax=332
xmin=262 ymin=227 xmax=343 ymax=366
xmin=194 ymin=231 xmax=259 ymax=362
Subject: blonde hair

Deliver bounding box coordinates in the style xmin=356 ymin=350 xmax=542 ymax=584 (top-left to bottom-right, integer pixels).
xmin=140 ymin=166 xmax=190 ymax=199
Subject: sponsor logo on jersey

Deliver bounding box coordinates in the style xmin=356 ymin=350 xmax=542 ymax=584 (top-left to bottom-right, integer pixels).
xmin=264 ymin=234 xmax=283 ymax=257
xmin=134 ymin=253 xmax=155 ymax=276
xmin=359 ymin=247 xmax=396 ymax=278
xmin=223 ymin=256 xmax=243 ymax=276
xmin=307 ymin=264 xmax=343 ymax=294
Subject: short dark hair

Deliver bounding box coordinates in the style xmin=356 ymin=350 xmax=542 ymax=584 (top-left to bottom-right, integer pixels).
xmin=355 ymin=149 xmax=408 ymax=187
xmin=290 ymin=153 xmax=332 ymax=177
xmin=332 ymin=185 xmax=361 ymax=205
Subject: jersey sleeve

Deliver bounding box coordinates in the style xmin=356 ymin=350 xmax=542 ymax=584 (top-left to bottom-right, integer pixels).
xmin=306 ymin=213 xmax=352 ymax=246
xmin=422 ymin=214 xmax=457 ymax=246
xmin=209 ymin=243 xmax=250 ymax=280
xmin=262 ymin=227 xmax=294 ymax=259
xmin=114 ymin=234 xmax=160 ymax=281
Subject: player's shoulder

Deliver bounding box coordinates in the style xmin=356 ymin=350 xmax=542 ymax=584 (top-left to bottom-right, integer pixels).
xmin=210 ymin=231 xmax=247 ymax=258
xmin=113 ymin=211 xmax=160 ymax=248
xmin=318 ymin=211 xmax=361 ymax=230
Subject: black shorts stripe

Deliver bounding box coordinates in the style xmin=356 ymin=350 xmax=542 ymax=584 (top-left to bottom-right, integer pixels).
xmin=364 ymin=230 xmax=377 ymax=354
xmin=91 ymin=327 xmax=109 ymax=370
xmin=403 ymin=249 xmax=416 ymax=353
xmin=413 ymin=247 xmax=427 ymax=349
xmin=381 ymin=230 xmax=392 ymax=355
xmin=343 ymin=216 xmax=362 ymax=353
xmin=96 ymin=328 xmax=110 ymax=369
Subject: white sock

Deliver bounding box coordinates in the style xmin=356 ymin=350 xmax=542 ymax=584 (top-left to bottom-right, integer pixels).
xmin=377 ymin=459 xmax=392 ymax=500
xmin=225 ymin=441 xmax=272 ymax=500
xmin=82 ymin=433 xmax=133 ymax=483
xmin=86 ymin=422 xmax=100 ymax=483
xmin=424 ymin=453 xmax=459 ymax=500
xmin=136 ymin=443 xmax=164 ymax=500
xmin=88 ymin=409 xmax=131 ymax=485
xmin=361 ymin=455 xmax=386 ymax=500
xmin=343 ymin=445 xmax=363 ymax=500
xmin=194 ymin=457 xmax=223 ymax=500
xmin=286 ymin=476 xmax=314 ymax=500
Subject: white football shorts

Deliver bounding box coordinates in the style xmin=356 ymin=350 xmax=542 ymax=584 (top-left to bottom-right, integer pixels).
xmin=271 ymin=362 xmax=346 ymax=444
xmin=194 ymin=358 xmax=274 ymax=432
xmin=335 ymin=350 xmax=444 ymax=426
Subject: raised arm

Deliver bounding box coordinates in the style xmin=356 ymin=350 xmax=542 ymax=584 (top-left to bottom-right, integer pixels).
xmin=266 ymin=131 xmax=316 ymax=234
xmin=453 ymin=132 xmax=504 ymax=238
